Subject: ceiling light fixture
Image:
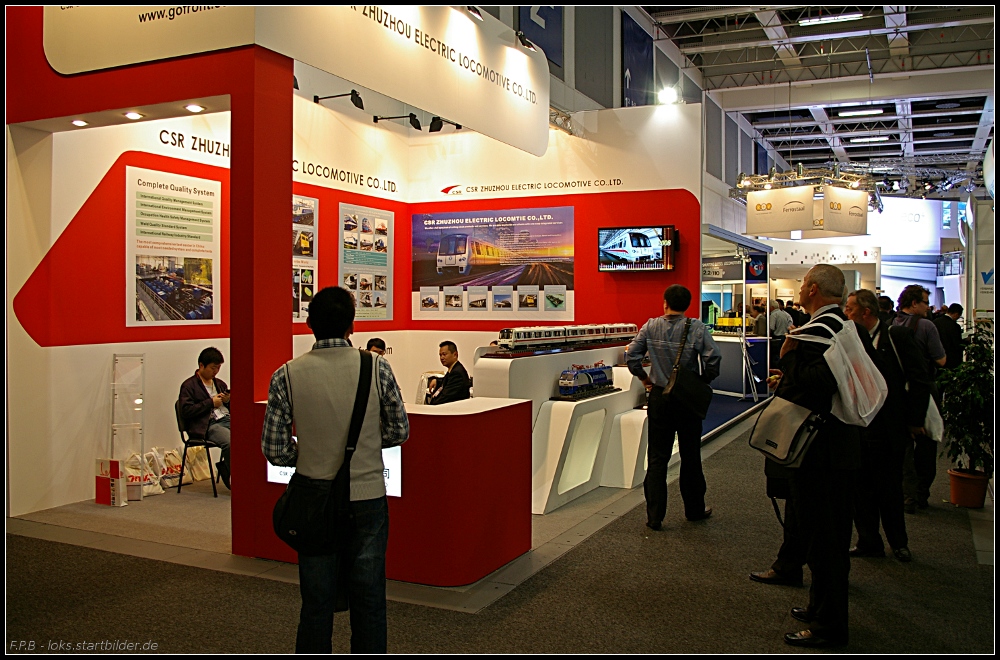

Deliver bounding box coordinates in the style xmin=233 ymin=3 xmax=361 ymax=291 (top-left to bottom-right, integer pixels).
xmin=838 ymin=107 xmax=884 ymax=118
xmin=373 ymin=113 xmax=421 ymax=131
xmin=850 ymin=136 xmax=890 ymax=143
xmin=657 ymin=86 xmax=680 ymax=105
xmin=465 ymin=6 xmax=483 ymax=20
xmin=515 ymin=31 xmax=536 ymax=51
xmin=71 ymin=119 xmax=88 ymax=127
xmin=799 ymin=11 xmax=863 ymax=27
xmin=185 ymin=104 xmax=205 ymax=113
xmin=124 ymin=112 xmax=144 ymax=120
xmin=314 ymin=90 xmax=364 ymax=111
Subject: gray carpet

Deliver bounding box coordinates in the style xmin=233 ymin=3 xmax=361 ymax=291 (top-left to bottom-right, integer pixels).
xmin=6 ymin=431 xmax=993 ymax=654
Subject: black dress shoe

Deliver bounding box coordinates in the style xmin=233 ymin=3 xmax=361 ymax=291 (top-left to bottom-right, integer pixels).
xmin=790 ymin=607 xmax=811 ymax=623
xmin=686 ymin=507 xmax=712 ymax=521
xmin=893 ymin=547 xmax=913 ymax=562
xmin=849 ymin=546 xmax=885 ymax=558
xmin=645 ymin=521 xmax=662 ymax=531
xmin=216 ymin=461 xmax=231 ymax=490
xmin=784 ymin=630 xmax=847 ymax=648
xmin=749 ymin=569 xmax=803 ymax=587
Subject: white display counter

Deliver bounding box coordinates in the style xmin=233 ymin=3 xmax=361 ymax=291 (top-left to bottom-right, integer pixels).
xmin=473 ymin=347 xmax=645 ymax=513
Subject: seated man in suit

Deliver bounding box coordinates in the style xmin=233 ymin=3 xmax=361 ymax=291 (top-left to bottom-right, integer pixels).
xmin=427 ymin=341 xmax=471 ymax=405
xmin=178 ymin=346 xmax=231 ymax=489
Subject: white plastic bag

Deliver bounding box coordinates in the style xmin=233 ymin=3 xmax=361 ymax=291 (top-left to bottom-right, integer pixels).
xmin=161 ymin=448 xmax=193 ymax=487
xmin=790 ymin=313 xmax=887 ymax=427
xmin=125 ymin=452 xmax=164 ymax=497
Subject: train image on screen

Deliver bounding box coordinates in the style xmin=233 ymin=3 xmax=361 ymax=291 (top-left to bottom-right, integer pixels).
xmin=436 ymin=233 xmax=512 ymax=276
xmin=599 ymin=229 xmax=661 ymax=264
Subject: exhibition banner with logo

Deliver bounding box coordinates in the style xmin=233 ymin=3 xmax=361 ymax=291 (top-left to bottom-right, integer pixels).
xmin=746 ymin=185 xmax=815 ymax=237
xmin=412 ymin=207 xmax=574 ymax=320
xmin=701 ymin=256 xmax=745 ymax=282
xmin=126 ymin=167 xmax=221 ymax=326
xmin=823 ymin=185 xmax=869 ymax=236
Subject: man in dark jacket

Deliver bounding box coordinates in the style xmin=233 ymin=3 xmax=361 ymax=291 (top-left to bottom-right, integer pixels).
xmin=845 ymin=290 xmax=933 ymax=563
xmin=752 ymin=265 xmax=876 ymax=649
xmin=933 ymin=303 xmax=965 ymax=369
xmin=427 ymin=341 xmax=471 ymax=405
xmin=178 ymin=346 xmax=231 ymax=488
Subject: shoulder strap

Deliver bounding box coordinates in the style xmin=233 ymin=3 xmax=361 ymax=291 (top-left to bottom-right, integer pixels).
xmin=344 ymin=350 xmax=374 ymax=465
xmin=282 ymin=364 xmax=294 ymax=417
xmin=671 ymin=318 xmax=692 ymax=372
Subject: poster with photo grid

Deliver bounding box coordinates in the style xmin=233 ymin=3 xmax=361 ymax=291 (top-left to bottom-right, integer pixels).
xmin=292 ymin=195 xmax=319 ymax=323
xmin=339 ymin=202 xmax=393 ymax=320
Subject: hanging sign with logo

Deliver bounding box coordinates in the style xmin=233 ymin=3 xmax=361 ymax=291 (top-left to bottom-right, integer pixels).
xmin=822 ymin=185 xmax=869 ymax=236
xmin=746 ymin=185 xmax=815 ymax=237
xmin=43 ymin=6 xmax=551 ymax=157
xmin=745 ymin=253 xmax=768 ymax=283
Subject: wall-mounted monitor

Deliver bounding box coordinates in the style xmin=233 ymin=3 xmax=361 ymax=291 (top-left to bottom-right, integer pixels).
xmin=598 ymin=226 xmax=676 ymax=272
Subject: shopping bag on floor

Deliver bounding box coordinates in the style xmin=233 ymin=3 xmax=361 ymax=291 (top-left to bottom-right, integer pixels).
xmin=185 ymin=445 xmax=212 ymax=481
xmin=161 ymin=448 xmax=193 ymax=487
xmin=125 ymin=452 xmax=164 ymax=497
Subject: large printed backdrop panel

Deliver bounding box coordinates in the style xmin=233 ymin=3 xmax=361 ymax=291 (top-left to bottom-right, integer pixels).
xmin=14 ymin=152 xmax=230 ymax=348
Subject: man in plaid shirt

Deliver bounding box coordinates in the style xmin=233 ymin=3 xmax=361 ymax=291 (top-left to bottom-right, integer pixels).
xmin=262 ymin=286 xmax=408 ymax=653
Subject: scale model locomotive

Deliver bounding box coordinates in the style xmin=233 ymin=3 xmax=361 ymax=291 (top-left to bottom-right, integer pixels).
xmin=557 ymin=361 xmax=615 ymax=396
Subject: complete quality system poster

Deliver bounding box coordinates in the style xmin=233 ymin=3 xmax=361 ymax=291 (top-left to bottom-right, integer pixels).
xmin=127 ymin=166 xmax=221 ymax=326
xmin=411 ymin=206 xmax=574 ymax=321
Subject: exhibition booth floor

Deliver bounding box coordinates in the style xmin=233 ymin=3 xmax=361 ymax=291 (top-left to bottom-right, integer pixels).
xmin=8 ymin=411 xmax=761 ymax=613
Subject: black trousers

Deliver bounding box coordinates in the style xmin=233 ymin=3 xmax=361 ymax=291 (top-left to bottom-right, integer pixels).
xmin=771 ymin=495 xmax=806 ymax=582
xmin=790 ymin=462 xmax=854 ymax=642
xmin=644 ymin=386 xmax=706 ymax=523
xmin=854 ymin=435 xmax=908 ymax=551
xmin=902 ymin=434 xmax=937 ymax=504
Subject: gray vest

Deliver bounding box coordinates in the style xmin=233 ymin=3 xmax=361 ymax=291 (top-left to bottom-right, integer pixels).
xmin=284 ymin=347 xmax=385 ymax=501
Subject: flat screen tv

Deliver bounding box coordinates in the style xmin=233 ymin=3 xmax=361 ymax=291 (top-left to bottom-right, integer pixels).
xmin=598 ymin=226 xmax=676 ymax=272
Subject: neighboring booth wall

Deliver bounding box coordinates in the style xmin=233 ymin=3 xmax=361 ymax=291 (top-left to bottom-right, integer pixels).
xmin=6 ymin=8 xmax=703 ymax=524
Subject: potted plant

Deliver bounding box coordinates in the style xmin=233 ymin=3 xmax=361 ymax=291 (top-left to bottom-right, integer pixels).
xmin=936 ymin=322 xmax=995 ymax=508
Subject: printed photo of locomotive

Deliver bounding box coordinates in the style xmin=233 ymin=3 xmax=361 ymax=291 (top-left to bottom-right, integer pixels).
xmin=558 ymin=361 xmax=615 ymax=397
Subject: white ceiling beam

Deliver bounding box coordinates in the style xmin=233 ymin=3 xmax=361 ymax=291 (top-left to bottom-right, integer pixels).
xmin=650 ymin=6 xmax=806 ymax=23
xmin=713 ymin=67 xmax=994 ymax=112
xmin=754 ymin=10 xmax=801 ymax=67
xmin=808 ymin=107 xmax=849 ymax=162
xmin=679 ymin=17 xmax=992 ymax=55
xmin=896 ymin=100 xmax=914 ymax=158
xmin=884 ymin=5 xmax=910 ymax=57
xmin=966 ymin=95 xmax=995 ymax=171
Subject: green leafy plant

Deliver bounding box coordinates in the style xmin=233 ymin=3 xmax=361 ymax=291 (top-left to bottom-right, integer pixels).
xmin=937 ymin=322 xmax=995 ymax=477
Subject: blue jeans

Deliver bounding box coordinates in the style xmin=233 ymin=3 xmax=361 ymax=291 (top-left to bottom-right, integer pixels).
xmin=295 ymin=496 xmax=389 ymax=654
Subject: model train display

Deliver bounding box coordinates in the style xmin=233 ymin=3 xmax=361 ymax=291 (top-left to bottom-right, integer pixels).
xmin=497 ymin=323 xmax=637 ymax=351
xmin=558 ymin=362 xmax=614 ymax=396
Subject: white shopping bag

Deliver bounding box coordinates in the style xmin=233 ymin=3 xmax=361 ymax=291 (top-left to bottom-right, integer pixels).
xmin=161 ymin=448 xmax=193 ymax=487
xmin=125 ymin=452 xmax=164 ymax=498
xmin=790 ymin=313 xmax=887 ymax=427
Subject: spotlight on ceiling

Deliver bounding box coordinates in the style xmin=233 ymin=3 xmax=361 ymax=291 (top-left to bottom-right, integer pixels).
xmin=373 ymin=113 xmax=422 ymax=131
xmin=892 ymin=180 xmax=900 ymax=191
xmin=850 ymin=136 xmax=890 ymax=143
xmin=515 ymin=31 xmax=536 ymax=51
xmin=657 ymin=86 xmax=680 ymax=105
xmin=185 ymin=104 xmax=205 ymax=113
xmin=465 ymin=6 xmax=483 ymax=20
xmin=71 ymin=119 xmax=88 ymax=127
xmin=314 ymin=90 xmax=365 ymax=111
xmin=124 ymin=112 xmax=144 ymax=120
xmin=429 ymin=117 xmax=462 ymax=133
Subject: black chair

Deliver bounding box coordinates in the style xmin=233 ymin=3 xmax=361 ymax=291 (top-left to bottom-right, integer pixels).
xmin=174 ymin=400 xmax=218 ymax=498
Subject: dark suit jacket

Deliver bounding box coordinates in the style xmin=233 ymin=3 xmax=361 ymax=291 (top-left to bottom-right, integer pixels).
xmin=867 ymin=321 xmax=933 ymax=439
xmin=933 ymin=314 xmax=964 ymax=369
xmin=179 ymin=373 xmax=229 ymax=438
xmin=428 ymin=361 xmax=471 ymax=405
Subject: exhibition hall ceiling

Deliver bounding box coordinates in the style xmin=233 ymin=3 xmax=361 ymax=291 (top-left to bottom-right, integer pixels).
xmin=644 ymin=6 xmax=995 ymax=183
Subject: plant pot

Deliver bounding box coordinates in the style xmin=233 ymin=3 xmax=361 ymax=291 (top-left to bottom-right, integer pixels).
xmin=947 ymin=469 xmax=989 ymax=509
